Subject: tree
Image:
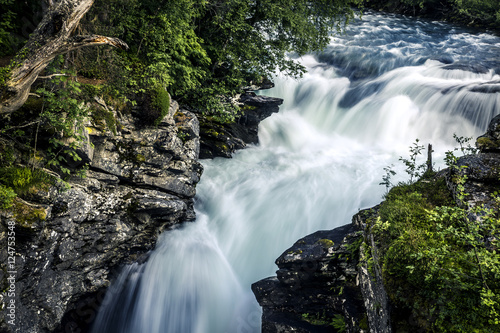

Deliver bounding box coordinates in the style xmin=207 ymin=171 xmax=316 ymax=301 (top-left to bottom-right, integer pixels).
xmin=1 ymin=0 xmax=360 ymax=118
xmin=453 ymin=0 xmax=500 ymax=25
xmin=0 ymin=0 xmax=128 ymax=116
xmin=196 ymin=0 xmax=359 ymax=90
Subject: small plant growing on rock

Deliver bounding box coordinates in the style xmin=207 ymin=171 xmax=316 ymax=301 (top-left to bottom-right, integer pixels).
xmin=380 ymin=164 xmax=396 ymax=195
xmin=399 ymin=138 xmax=426 ymax=183
xmin=0 ymin=184 xmax=16 ymax=209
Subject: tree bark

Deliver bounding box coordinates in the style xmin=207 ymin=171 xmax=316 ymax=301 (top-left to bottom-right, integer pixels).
xmin=0 ymin=0 xmax=128 ymax=115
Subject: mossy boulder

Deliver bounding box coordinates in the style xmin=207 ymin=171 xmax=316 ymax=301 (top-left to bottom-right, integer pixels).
xmin=476 ymin=114 xmax=500 ymax=152
xmin=138 ymin=86 xmax=171 ymax=126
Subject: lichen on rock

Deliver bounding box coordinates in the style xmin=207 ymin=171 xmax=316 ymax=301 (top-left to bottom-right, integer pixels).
xmin=0 ymin=95 xmax=203 ymax=333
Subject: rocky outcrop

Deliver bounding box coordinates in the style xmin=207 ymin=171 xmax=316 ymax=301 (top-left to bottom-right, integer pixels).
xmin=199 ymin=92 xmax=283 ymax=158
xmin=450 ymin=113 xmax=500 ymax=220
xmin=252 ymin=208 xmax=394 ymax=333
xmin=253 ymin=114 xmax=500 ymax=333
xmin=0 ymin=98 xmax=202 ymax=333
xmin=476 ymin=113 xmax=500 ymax=152
xmin=252 ymin=224 xmax=369 ymax=333
xmin=353 ymin=208 xmax=392 ymax=333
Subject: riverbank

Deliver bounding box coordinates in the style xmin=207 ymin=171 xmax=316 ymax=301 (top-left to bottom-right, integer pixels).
xmin=0 ymin=92 xmax=282 ymax=333
xmin=361 ymin=0 xmax=500 ymax=34
xmin=252 ymin=114 xmax=500 ymax=332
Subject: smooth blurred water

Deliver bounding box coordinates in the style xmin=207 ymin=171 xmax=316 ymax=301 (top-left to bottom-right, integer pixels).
xmin=91 ymin=12 xmax=500 ymax=333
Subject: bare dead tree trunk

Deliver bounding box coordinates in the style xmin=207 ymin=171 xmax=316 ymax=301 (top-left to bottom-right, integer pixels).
xmin=426 ymin=143 xmax=433 ymax=173
xmin=0 ymin=0 xmax=128 ymax=115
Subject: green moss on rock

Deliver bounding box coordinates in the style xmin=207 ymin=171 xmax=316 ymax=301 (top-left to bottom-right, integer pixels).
xmin=0 ymin=185 xmax=16 ymax=209
xmin=91 ymin=106 xmax=117 ymax=135
xmin=0 ymin=167 xmax=55 ymax=199
xmin=317 ymin=238 xmax=334 ymax=249
xmin=140 ymin=85 xmax=171 ymax=126
xmin=12 ymin=200 xmax=46 ymax=228
xmin=476 ymin=136 xmax=499 ymax=151
xmin=152 ymin=87 xmax=171 ymax=126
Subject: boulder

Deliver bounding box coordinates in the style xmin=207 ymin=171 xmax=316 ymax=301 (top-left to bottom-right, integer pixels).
xmin=199 ymin=93 xmax=283 ymax=158
xmin=476 ymin=113 xmax=500 ymax=152
xmin=252 ymin=224 xmax=369 ymax=333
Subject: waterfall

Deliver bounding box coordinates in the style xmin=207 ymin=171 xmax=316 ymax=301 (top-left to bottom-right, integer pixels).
xmin=92 ymin=11 xmax=500 ymax=333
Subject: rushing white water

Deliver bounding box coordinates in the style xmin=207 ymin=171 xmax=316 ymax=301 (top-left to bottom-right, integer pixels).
xmin=92 ymin=11 xmax=500 ymax=333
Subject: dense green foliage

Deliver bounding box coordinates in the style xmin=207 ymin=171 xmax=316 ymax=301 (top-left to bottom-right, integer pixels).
xmin=74 ymin=0 xmax=360 ymax=113
xmin=0 ymin=0 xmax=41 ymax=57
xmin=362 ymin=0 xmax=500 ymax=28
xmin=0 ymin=0 xmax=361 ymax=169
xmin=371 ymin=141 xmax=500 ymax=332
xmin=0 ymin=184 xmax=16 ymax=210
xmin=0 ymin=0 xmax=361 ymax=186
xmin=454 ymin=0 xmax=500 ymax=25
xmin=0 ymin=166 xmax=55 ymax=198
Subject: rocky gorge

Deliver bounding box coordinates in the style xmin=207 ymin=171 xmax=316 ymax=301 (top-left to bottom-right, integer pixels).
xmin=1 ymin=90 xmax=498 ymax=333
xmin=0 ymin=92 xmax=282 ymax=333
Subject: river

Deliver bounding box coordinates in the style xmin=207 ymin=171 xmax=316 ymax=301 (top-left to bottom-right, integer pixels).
xmin=91 ymin=11 xmax=500 ymax=333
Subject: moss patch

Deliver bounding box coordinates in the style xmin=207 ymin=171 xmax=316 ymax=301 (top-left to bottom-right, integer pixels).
xmin=141 ymin=85 xmax=171 ymax=126
xmin=476 ymin=136 xmax=499 ymax=151
xmin=317 ymin=238 xmax=334 ymax=249
xmin=0 ymin=167 xmax=56 ymax=199
xmin=91 ymin=106 xmax=117 ymax=135
xmin=240 ymin=104 xmax=257 ymax=111
xmin=12 ymin=200 xmax=46 ymax=228
xmin=0 ymin=185 xmax=16 ymax=209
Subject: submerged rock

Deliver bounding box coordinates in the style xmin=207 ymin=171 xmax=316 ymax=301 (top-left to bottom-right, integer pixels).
xmin=442 ymin=61 xmax=490 ymax=74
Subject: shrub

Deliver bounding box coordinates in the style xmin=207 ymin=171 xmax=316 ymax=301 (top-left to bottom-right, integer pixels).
xmin=0 ymin=184 xmax=17 ymax=210
xmin=140 ymin=85 xmax=171 ymax=126
xmin=0 ymin=167 xmax=55 ymax=198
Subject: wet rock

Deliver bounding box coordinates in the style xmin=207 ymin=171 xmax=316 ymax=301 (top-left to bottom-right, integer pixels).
xmin=199 ymin=93 xmax=283 ymax=159
xmin=468 ymin=80 xmax=500 ymax=94
xmin=242 ymin=77 xmax=275 ymax=91
xmin=252 ymin=224 xmax=369 ymax=333
xmin=0 ymin=97 xmax=203 ymax=333
xmin=442 ymin=61 xmax=489 ymax=74
xmin=456 ymin=153 xmax=500 ymax=182
xmin=476 ymin=113 xmax=500 ymax=152
xmin=448 ymin=115 xmax=500 ymax=214
xmin=90 ymin=109 xmax=202 ymax=199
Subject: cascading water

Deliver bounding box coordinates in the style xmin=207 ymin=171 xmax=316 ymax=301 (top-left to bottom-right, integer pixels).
xmin=92 ymin=11 xmax=500 ymax=333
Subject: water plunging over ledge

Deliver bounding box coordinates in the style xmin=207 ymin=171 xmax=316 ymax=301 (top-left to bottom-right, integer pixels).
xmin=91 ymin=12 xmax=500 ymax=333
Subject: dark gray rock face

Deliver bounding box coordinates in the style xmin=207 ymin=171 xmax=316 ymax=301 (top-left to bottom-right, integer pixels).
xmin=448 ymin=116 xmax=500 ymax=221
xmin=476 ymin=113 xmax=500 ymax=152
xmin=0 ymin=99 xmax=202 ymax=333
xmin=353 ymin=208 xmax=392 ymax=333
xmin=252 ymin=224 xmax=369 ymax=333
xmin=199 ymin=92 xmax=283 ymax=159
